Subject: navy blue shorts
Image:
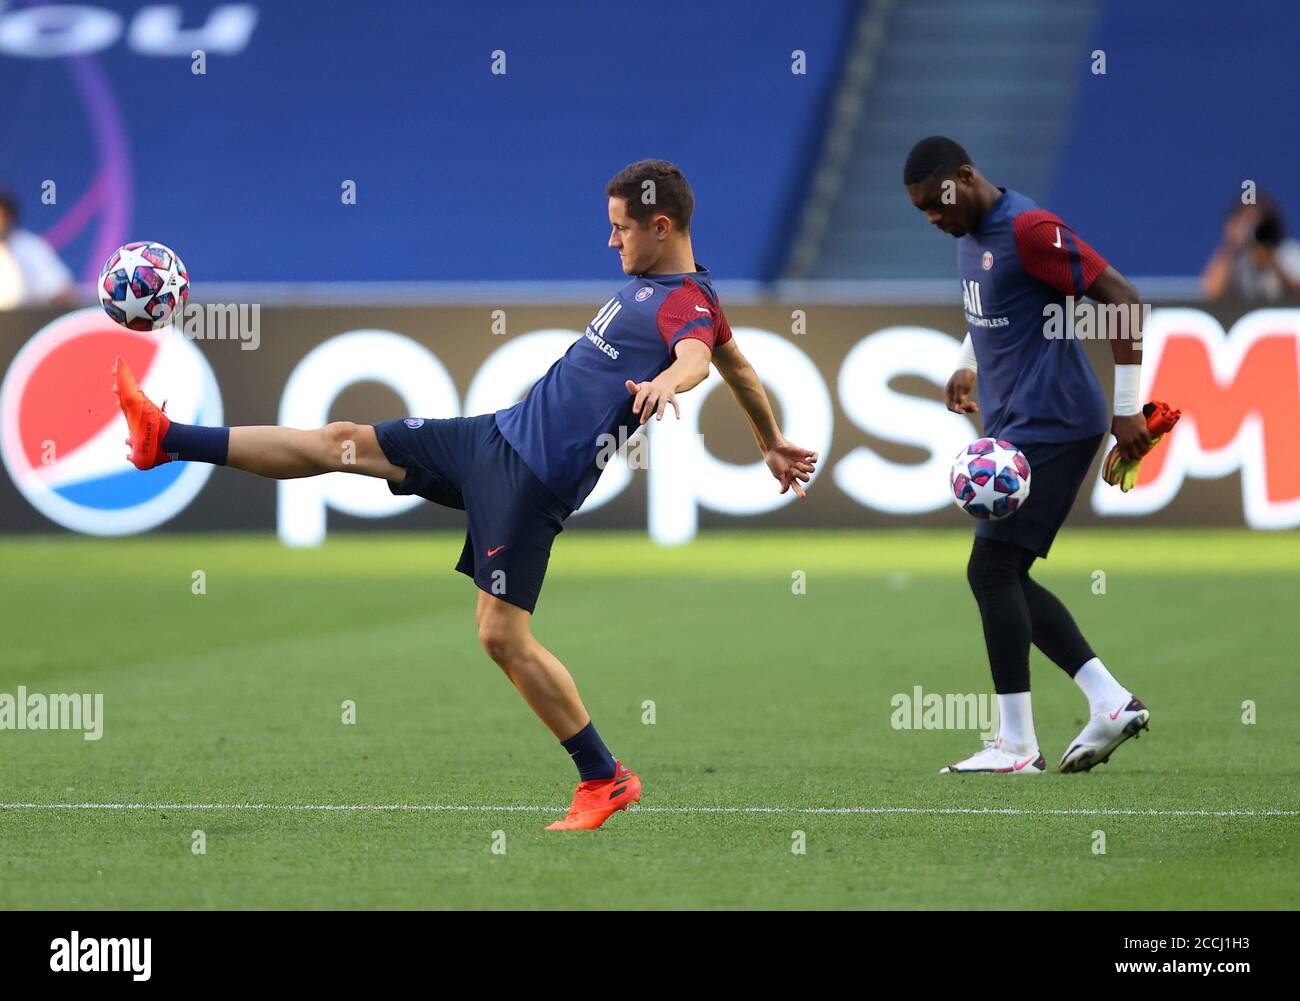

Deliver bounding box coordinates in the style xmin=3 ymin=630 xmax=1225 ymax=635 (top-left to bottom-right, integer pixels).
xmin=372 ymin=413 xmax=573 ymax=613
xmin=975 ymin=434 xmax=1104 ymax=558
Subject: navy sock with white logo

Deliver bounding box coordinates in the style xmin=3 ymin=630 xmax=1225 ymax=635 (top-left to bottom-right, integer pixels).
xmin=161 ymin=422 xmax=230 ymax=465
xmin=560 ymin=720 xmax=617 ymax=781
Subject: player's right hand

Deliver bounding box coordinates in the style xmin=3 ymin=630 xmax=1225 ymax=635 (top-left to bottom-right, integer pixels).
xmin=625 ymin=376 xmax=680 ymax=424
xmin=945 ymin=369 xmax=979 ymax=414
xmin=765 ymin=440 xmax=818 ymax=498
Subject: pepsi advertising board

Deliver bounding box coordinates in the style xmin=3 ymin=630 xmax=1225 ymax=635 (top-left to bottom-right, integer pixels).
xmin=2 ymin=308 xmax=222 ymax=535
xmin=1 ymin=302 xmax=1297 ymax=541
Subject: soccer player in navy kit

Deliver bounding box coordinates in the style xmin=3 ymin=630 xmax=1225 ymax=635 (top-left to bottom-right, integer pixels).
xmin=112 ymin=159 xmax=819 ymax=828
xmin=903 ymin=136 xmax=1152 ymax=775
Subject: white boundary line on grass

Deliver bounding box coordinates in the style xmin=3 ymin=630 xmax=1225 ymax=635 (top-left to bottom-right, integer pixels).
xmin=0 ymin=803 xmax=1296 ymax=818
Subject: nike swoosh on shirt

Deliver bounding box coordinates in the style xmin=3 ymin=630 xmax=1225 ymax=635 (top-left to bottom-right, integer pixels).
xmin=693 ymin=305 xmax=710 ymax=313
xmin=1052 ymin=227 xmax=1062 ymax=248
xmin=486 ymin=545 xmax=506 ymax=558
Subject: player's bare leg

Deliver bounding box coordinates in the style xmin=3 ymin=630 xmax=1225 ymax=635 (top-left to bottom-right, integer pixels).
xmin=475 ymin=590 xmax=590 ymax=738
xmin=114 ymin=355 xmax=406 ymax=484
xmin=227 ymin=422 xmax=405 ymax=482
xmin=475 ymin=590 xmax=640 ymax=829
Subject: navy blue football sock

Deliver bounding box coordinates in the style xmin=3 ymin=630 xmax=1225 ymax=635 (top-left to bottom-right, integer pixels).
xmin=560 ymin=720 xmax=617 ymax=781
xmin=161 ymin=423 xmax=230 ymax=465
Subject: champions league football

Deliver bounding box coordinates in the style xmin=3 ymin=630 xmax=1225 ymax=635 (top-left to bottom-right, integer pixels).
xmin=98 ymin=241 xmax=190 ymax=331
xmin=950 ymin=437 xmax=1031 ymax=520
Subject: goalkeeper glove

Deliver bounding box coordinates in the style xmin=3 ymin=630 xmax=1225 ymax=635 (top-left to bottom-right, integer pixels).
xmin=1102 ymin=400 xmax=1181 ymax=493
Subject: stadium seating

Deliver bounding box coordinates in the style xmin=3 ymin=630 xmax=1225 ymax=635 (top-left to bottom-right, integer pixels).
xmin=792 ymin=0 xmax=1300 ymax=280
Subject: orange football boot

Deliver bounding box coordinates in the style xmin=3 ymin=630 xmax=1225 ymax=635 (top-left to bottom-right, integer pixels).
xmin=112 ymin=355 xmax=173 ymax=470
xmin=545 ymin=760 xmax=641 ymax=831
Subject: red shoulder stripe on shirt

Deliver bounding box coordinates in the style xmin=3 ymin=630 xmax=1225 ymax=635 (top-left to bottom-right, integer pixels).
xmin=656 ymin=278 xmax=731 ymax=353
xmin=1012 ymin=209 xmax=1108 ymax=296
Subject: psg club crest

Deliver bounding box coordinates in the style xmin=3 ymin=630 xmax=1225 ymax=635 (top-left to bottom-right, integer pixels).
xmin=403 ymin=418 xmax=425 ymax=429
xmin=982 ymin=251 xmax=994 ymax=270
xmin=635 ymin=287 xmax=654 ymax=302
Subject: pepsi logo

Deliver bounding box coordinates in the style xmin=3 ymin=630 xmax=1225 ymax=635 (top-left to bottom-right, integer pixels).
xmin=0 ymin=308 xmax=223 ymax=535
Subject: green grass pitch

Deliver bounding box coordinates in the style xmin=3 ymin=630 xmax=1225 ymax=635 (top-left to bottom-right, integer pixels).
xmin=1 ymin=529 xmax=1296 ymax=909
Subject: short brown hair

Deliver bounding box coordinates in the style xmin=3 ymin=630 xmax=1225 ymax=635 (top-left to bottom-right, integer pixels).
xmin=605 ymin=159 xmax=694 ymax=231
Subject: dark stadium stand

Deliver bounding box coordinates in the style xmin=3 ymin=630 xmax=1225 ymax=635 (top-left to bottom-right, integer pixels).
xmin=789 ymin=0 xmax=1099 ymax=280
xmin=789 ymin=0 xmax=1299 ymax=282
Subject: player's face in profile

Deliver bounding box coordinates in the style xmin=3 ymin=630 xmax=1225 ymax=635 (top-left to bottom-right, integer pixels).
xmin=907 ymin=172 xmax=972 ymax=238
xmin=608 ymin=196 xmax=658 ymax=274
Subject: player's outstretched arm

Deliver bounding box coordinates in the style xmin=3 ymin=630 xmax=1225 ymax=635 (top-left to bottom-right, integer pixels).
xmin=1085 ymin=265 xmax=1152 ymax=461
xmin=625 ymin=338 xmax=713 ymax=424
xmin=710 ymin=339 xmax=818 ymax=498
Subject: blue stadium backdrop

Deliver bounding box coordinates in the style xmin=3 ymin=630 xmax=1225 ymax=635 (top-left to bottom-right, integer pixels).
xmin=1 ymin=0 xmax=1296 ymax=285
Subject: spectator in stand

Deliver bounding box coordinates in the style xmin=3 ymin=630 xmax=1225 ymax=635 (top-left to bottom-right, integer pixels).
xmin=0 ymin=188 xmax=77 ymax=309
xmin=1201 ymin=195 xmax=1300 ymax=301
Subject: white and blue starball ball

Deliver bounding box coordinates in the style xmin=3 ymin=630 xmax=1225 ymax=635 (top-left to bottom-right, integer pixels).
xmin=98 ymin=241 xmax=189 ymax=331
xmin=949 ymin=437 xmax=1031 ymax=520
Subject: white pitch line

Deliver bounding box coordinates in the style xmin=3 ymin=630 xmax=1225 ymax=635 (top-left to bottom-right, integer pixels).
xmin=0 ymin=803 xmax=1296 ymax=818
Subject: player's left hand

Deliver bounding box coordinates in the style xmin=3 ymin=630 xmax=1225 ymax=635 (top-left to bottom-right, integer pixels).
xmin=1110 ymin=413 xmax=1152 ymax=462
xmin=625 ymin=377 xmax=680 ymax=424
xmin=765 ymin=440 xmax=818 ymax=498
xmin=1103 ymin=401 xmax=1180 ymax=492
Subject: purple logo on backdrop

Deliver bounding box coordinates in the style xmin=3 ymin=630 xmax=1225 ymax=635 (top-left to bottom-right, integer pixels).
xmin=16 ymin=42 xmax=134 ymax=284
xmin=4 ymin=3 xmax=257 ymax=283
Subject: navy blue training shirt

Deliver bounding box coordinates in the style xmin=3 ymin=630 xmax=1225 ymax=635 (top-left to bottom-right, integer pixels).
xmin=495 ymin=266 xmax=732 ymax=509
xmin=958 ymin=188 xmax=1111 ymax=445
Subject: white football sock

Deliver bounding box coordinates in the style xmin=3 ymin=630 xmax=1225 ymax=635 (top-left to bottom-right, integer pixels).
xmin=1074 ymin=657 xmax=1131 ymax=716
xmin=996 ymin=692 xmax=1038 ymax=754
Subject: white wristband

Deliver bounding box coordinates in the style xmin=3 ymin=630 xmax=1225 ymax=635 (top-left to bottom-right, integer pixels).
xmin=957 ymin=333 xmax=977 ymax=373
xmin=1113 ymin=364 xmax=1142 ymax=416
